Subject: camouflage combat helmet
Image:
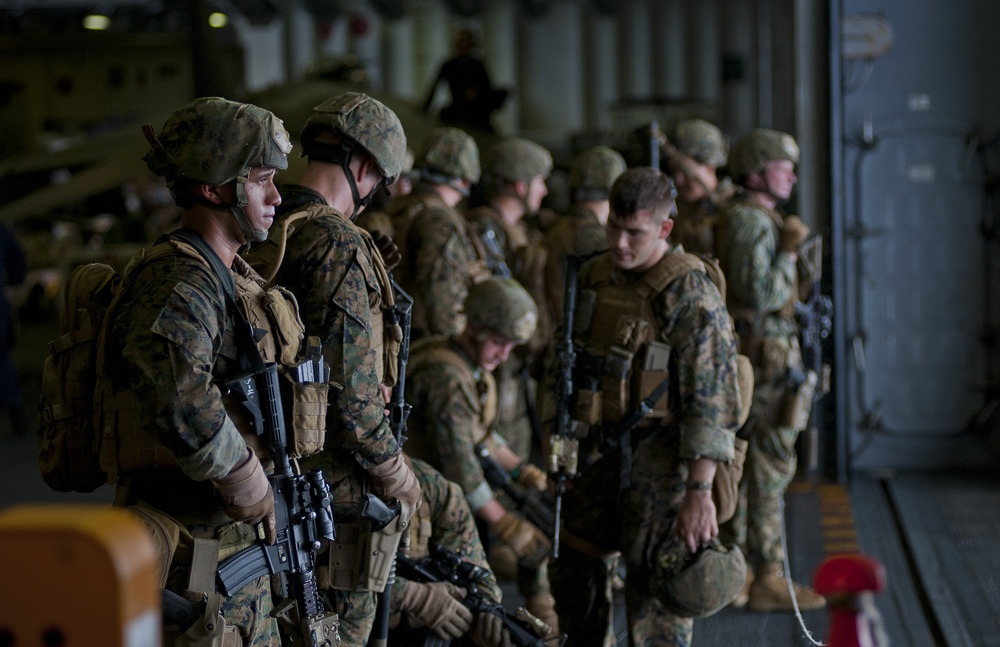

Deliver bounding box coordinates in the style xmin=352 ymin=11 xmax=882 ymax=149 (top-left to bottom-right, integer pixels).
xmin=419 ymin=127 xmax=482 ymax=184
xmin=673 ymin=119 xmax=728 ymax=168
xmin=650 ymin=536 xmax=747 ymax=618
xmin=143 ymin=96 xmax=292 ymax=186
xmin=300 ymin=92 xmax=407 ymax=184
xmin=489 ymin=137 xmax=553 ymax=183
xmin=464 ymin=278 xmax=538 ymax=345
xmin=143 ymin=97 xmax=291 ymax=242
xmin=570 ymin=146 xmax=627 ymax=201
xmin=729 ymin=128 xmax=799 ymax=179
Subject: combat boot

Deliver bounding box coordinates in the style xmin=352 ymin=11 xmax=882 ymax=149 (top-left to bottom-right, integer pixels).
xmin=730 ymin=567 xmax=754 ymax=608
xmin=525 ymin=592 xmax=560 ymax=638
xmin=747 ymin=562 xmax=825 ymax=612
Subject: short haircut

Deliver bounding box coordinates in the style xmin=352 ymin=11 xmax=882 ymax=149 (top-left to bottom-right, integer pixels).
xmin=609 ymin=166 xmax=676 ymax=222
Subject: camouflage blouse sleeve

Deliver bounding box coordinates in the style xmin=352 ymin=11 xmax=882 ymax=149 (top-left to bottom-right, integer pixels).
xmin=411 ymin=208 xmax=475 ymax=336
xmin=392 ymin=457 xmax=501 ymax=605
xmin=283 ymin=216 xmax=400 ymax=468
xmin=118 ymin=257 xmax=246 ymax=481
xmin=658 ymin=270 xmax=740 ymax=463
xmin=724 ymin=204 xmax=797 ymax=313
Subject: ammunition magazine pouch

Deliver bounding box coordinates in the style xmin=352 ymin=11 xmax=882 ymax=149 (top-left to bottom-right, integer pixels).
xmin=712 ymin=436 xmax=748 ymax=524
xmin=572 ymin=340 xmax=673 ymax=426
xmin=322 ymin=513 xmax=406 ymax=592
xmin=779 ymin=368 xmax=817 ymax=432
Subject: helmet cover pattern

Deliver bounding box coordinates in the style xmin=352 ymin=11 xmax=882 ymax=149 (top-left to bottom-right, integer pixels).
xmin=673 ymin=119 xmax=728 ymax=168
xmin=464 ymin=278 xmax=538 ymax=344
xmin=650 ymin=535 xmax=747 ymax=618
xmin=301 ymin=92 xmax=408 ymax=184
xmin=419 ymin=127 xmax=481 ymax=183
xmin=570 ymin=145 xmax=627 ymax=196
xmin=729 ymin=128 xmax=799 ymax=178
xmin=144 ymin=97 xmax=291 ymax=185
xmin=489 ymin=137 xmax=553 ymax=183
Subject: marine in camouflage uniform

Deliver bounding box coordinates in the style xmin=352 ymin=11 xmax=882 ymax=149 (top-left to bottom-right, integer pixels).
xmin=715 ymin=128 xmax=825 ymax=612
xmin=383 ymin=127 xmax=491 ymax=340
xmin=467 ymin=137 xmax=553 ymax=462
xmin=388 ymin=454 xmax=507 ymax=645
xmin=243 ymin=93 xmax=423 ymax=645
xmin=552 ymin=167 xmax=741 ymax=647
xmin=107 ymin=97 xmax=294 ymax=647
xmin=541 ymin=145 xmax=627 ymax=330
xmin=659 ymin=119 xmax=735 ymax=257
xmin=403 ymin=278 xmax=560 ymax=636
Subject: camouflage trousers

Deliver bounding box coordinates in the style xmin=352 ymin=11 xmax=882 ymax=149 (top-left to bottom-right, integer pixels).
xmin=555 ymin=429 xmax=694 ymax=646
xmin=721 ymin=377 xmax=800 ymax=568
xmin=323 ymin=589 xmax=376 ymax=647
xmin=620 ymin=432 xmax=693 ymax=647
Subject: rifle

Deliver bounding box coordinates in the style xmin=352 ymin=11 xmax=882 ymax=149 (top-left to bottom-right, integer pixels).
xmin=793 ymin=236 xmax=833 ymax=455
xmin=397 ymin=545 xmax=562 ymax=647
xmin=371 ymin=276 xmax=414 ymax=647
xmin=547 ymin=254 xmax=581 ymax=558
xmin=476 ymin=443 xmax=555 ymax=538
xmin=216 ymin=338 xmax=340 ymax=647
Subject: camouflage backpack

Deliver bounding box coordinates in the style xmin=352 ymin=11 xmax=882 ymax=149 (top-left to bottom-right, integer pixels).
xmin=36 ymin=262 xmax=123 ymax=492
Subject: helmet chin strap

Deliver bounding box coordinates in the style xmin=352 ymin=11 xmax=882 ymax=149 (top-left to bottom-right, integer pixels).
xmin=232 ymin=176 xmax=268 ymax=243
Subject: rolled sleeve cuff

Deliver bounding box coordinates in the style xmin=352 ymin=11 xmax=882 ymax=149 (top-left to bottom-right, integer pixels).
xmin=465 ymin=481 xmax=496 ymax=513
xmin=679 ymin=422 xmax=736 ymax=464
xmin=177 ymin=417 xmax=247 ymax=481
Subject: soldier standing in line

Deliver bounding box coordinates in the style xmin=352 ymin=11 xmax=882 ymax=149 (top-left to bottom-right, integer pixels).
xmin=551 ymin=167 xmax=744 ymax=646
xmin=715 ymin=128 xmax=825 ymax=612
xmin=379 ymin=126 xmax=491 ymax=341
xmin=659 ymin=118 xmax=734 ymax=257
xmin=467 ymin=137 xmax=553 ymax=462
xmin=104 ymin=97 xmax=294 ymax=646
xmin=243 ymin=92 xmax=422 ymax=645
xmin=540 ymin=145 xmax=627 ymax=331
xmin=403 ymin=278 xmax=560 ymax=637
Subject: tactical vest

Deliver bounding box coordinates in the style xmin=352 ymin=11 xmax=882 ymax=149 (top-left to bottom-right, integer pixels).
xmin=403 ymin=337 xmax=497 ymax=462
xmin=95 ymin=239 xmax=321 ymax=481
xmin=245 ymin=203 xmax=402 ymax=387
xmin=572 ymin=251 xmax=725 ymax=427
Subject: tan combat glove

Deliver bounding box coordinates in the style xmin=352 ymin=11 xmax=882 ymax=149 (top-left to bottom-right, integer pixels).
xmin=779 ymin=216 xmax=810 ymax=253
xmin=470 ymin=611 xmax=510 ymax=647
xmin=515 ymin=462 xmax=548 ymax=492
xmin=492 ymin=512 xmax=551 ymax=566
xmin=212 ymin=448 xmax=276 ymax=544
xmin=397 ymin=581 xmax=473 ymax=639
xmin=368 ymin=453 xmax=422 ymax=520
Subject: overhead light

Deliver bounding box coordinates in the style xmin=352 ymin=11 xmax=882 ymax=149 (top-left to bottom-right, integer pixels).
xmin=208 ymin=12 xmax=228 ymax=28
xmin=82 ymin=14 xmax=111 ymax=30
